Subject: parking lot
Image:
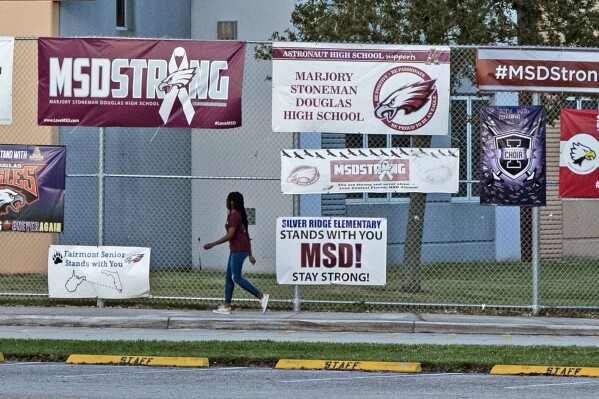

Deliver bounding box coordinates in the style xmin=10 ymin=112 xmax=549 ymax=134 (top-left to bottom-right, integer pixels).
xmin=2 ymin=362 xmax=599 ymax=399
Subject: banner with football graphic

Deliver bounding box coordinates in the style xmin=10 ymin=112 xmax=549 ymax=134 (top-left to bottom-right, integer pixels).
xmin=281 ymin=147 xmax=459 ymax=194
xmin=272 ymin=43 xmax=450 ymax=135
xmin=38 ymin=37 xmax=245 ymax=128
xmin=0 ymin=145 xmax=66 ymax=232
xmin=480 ymin=106 xmax=546 ymax=206
xmin=560 ymin=109 xmax=599 ymax=198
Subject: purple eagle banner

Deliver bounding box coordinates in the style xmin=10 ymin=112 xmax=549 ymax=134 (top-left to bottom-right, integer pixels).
xmin=480 ymin=106 xmax=546 ymax=206
xmin=38 ymin=38 xmax=245 ymax=128
xmin=0 ymin=145 xmax=66 ymax=232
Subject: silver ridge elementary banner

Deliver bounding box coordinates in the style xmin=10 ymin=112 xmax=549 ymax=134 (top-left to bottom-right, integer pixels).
xmin=0 ymin=145 xmax=66 ymax=232
xmin=480 ymin=106 xmax=546 ymax=206
xmin=559 ymin=109 xmax=599 ymax=198
xmin=281 ymin=147 xmax=459 ymax=194
xmin=276 ymin=217 xmax=387 ymax=286
xmin=38 ymin=37 xmax=245 ymax=128
xmin=48 ymin=245 xmax=151 ymax=299
xmin=477 ymin=47 xmax=599 ymax=94
xmin=272 ymin=42 xmax=450 ymax=135
xmin=0 ymin=37 xmax=14 ymax=125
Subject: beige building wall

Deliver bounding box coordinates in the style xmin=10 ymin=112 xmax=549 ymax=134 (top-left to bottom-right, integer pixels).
xmin=540 ymin=123 xmax=563 ymax=259
xmin=0 ymin=1 xmax=59 ymax=275
xmin=543 ymin=119 xmax=599 ymax=260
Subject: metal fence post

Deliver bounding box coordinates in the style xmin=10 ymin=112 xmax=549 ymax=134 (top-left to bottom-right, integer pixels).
xmin=292 ymin=131 xmax=301 ymax=312
xmin=97 ymin=127 xmax=105 ymax=309
xmin=531 ymin=94 xmax=541 ymax=316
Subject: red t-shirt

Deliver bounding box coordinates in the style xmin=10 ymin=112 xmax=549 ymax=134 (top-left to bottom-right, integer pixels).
xmin=226 ymin=209 xmax=252 ymax=253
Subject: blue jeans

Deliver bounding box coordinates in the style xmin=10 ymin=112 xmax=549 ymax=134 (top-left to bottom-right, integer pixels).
xmin=225 ymin=252 xmax=260 ymax=304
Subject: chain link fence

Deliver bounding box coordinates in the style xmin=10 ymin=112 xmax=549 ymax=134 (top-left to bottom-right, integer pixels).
xmin=1 ymin=38 xmax=599 ymax=314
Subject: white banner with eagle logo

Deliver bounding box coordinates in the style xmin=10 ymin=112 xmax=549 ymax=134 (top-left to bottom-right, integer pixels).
xmin=281 ymin=148 xmax=459 ymax=194
xmin=48 ymin=245 xmax=151 ymax=299
xmin=272 ymin=42 xmax=450 ymax=135
xmin=0 ymin=37 xmax=14 ymax=125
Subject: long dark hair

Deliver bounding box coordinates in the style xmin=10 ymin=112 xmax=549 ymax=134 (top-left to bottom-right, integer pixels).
xmin=227 ymin=191 xmax=249 ymax=234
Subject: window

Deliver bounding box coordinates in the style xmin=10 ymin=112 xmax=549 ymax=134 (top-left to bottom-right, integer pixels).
xmin=565 ymin=96 xmax=599 ymax=110
xmin=451 ymin=96 xmax=490 ymax=201
xmin=342 ymin=96 xmax=490 ymax=204
xmin=246 ymin=208 xmax=256 ymax=225
xmin=116 ymin=0 xmax=128 ymax=30
xmin=217 ymin=21 xmax=238 ymax=40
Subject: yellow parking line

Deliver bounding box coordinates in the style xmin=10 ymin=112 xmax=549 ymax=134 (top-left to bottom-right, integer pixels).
xmin=276 ymin=359 xmax=421 ymax=373
xmin=66 ymin=354 xmax=209 ymax=368
xmin=491 ymin=365 xmax=599 ymax=377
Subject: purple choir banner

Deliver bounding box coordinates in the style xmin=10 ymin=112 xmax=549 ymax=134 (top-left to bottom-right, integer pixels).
xmin=480 ymin=106 xmax=546 ymax=206
xmin=38 ymin=38 xmax=245 ymax=128
xmin=0 ymin=145 xmax=66 ymax=232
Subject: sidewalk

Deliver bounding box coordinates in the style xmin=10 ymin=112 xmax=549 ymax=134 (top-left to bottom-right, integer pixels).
xmin=1 ymin=306 xmax=599 ymax=336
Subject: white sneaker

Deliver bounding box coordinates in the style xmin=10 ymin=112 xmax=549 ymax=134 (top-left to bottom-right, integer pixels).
xmin=259 ymin=293 xmax=269 ymax=313
xmin=213 ymin=305 xmax=231 ymax=315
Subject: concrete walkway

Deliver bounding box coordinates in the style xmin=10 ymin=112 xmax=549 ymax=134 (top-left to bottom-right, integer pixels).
xmin=1 ymin=306 xmax=599 ymax=336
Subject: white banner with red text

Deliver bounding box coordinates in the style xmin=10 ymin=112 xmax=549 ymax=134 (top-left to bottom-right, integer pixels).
xmin=281 ymin=147 xmax=459 ymax=194
xmin=48 ymin=245 xmax=151 ymax=299
xmin=272 ymin=42 xmax=450 ymax=135
xmin=0 ymin=37 xmax=14 ymax=125
xmin=276 ymin=217 xmax=387 ymax=286
xmin=477 ymin=47 xmax=599 ymax=93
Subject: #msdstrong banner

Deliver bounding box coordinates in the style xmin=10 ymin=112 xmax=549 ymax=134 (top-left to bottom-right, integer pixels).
xmin=0 ymin=37 xmax=14 ymax=125
xmin=48 ymin=245 xmax=150 ymax=299
xmin=272 ymin=42 xmax=450 ymax=135
xmin=480 ymin=106 xmax=546 ymax=206
xmin=38 ymin=38 xmax=245 ymax=128
xmin=281 ymin=147 xmax=459 ymax=194
xmin=0 ymin=145 xmax=66 ymax=232
xmin=276 ymin=217 xmax=387 ymax=285
xmin=560 ymin=109 xmax=599 ymax=198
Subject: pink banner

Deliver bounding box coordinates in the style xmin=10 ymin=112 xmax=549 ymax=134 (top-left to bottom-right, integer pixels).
xmin=38 ymin=38 xmax=245 ymax=128
xmin=559 ymin=109 xmax=599 ymax=198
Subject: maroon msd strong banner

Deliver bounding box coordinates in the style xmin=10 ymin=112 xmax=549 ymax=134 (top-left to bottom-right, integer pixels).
xmin=38 ymin=37 xmax=245 ymax=128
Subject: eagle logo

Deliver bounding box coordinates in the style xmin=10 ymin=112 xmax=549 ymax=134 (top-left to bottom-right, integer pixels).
xmin=374 ymin=79 xmax=437 ymax=122
xmin=158 ymin=68 xmax=195 ymax=95
xmin=125 ymin=253 xmax=145 ymax=263
xmin=287 ymin=165 xmax=320 ymax=186
xmin=570 ymin=142 xmax=596 ymax=166
xmin=0 ymin=188 xmax=24 ymax=215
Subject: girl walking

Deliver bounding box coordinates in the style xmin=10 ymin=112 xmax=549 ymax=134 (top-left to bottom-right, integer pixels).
xmin=203 ymin=191 xmax=269 ymax=314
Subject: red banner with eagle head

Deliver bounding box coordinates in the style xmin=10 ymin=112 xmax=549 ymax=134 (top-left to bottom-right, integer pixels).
xmin=272 ymin=43 xmax=450 ymax=135
xmin=559 ymin=109 xmax=599 ymax=198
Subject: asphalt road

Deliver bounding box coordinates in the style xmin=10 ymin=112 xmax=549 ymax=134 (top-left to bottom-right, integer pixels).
xmin=1 ymin=362 xmax=599 ymax=399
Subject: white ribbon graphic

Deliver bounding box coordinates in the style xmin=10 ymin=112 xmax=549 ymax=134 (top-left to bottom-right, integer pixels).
xmin=378 ymin=160 xmax=394 ymax=180
xmin=159 ymin=47 xmax=196 ymax=125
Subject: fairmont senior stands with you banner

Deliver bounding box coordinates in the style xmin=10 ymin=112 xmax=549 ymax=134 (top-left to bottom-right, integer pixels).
xmin=0 ymin=37 xmax=14 ymax=125
xmin=560 ymin=109 xmax=599 ymax=198
xmin=0 ymin=145 xmax=66 ymax=232
xmin=276 ymin=217 xmax=387 ymax=286
xmin=281 ymin=147 xmax=459 ymax=194
xmin=480 ymin=106 xmax=546 ymax=206
xmin=48 ymin=245 xmax=151 ymax=299
xmin=38 ymin=37 xmax=245 ymax=128
xmin=272 ymin=42 xmax=450 ymax=135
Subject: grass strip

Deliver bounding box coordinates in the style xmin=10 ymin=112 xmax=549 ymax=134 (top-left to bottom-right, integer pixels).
xmin=2 ymin=339 xmax=599 ymax=372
